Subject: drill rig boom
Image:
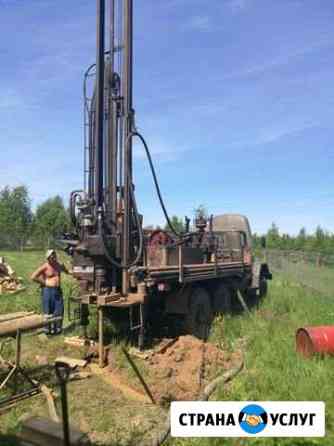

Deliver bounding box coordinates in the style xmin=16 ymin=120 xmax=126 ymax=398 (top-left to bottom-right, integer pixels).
xmin=70 ymin=0 xmax=141 ymax=298
xmin=65 ymin=0 xmax=272 ymax=352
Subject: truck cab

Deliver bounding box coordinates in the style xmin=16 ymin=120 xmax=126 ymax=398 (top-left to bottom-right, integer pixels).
xmin=212 ymin=213 xmax=271 ymax=298
xmin=212 ymin=214 xmax=252 ymax=263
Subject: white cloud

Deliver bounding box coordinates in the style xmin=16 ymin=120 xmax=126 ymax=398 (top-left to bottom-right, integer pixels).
xmin=221 ymin=37 xmax=334 ymax=80
xmin=231 ymin=119 xmax=320 ymax=148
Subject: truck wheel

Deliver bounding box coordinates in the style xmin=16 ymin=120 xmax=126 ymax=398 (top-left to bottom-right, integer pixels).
xmin=212 ymin=283 xmax=232 ymax=314
xmin=259 ymin=277 xmax=268 ymax=298
xmin=245 ymin=288 xmax=258 ymax=308
xmin=185 ymin=287 xmax=213 ymax=340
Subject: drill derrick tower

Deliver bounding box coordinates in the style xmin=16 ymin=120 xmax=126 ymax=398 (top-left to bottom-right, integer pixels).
xmin=65 ymin=0 xmax=272 ymax=358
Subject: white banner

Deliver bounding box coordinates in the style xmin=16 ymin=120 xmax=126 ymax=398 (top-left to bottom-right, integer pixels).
xmin=171 ymin=401 xmax=325 ymax=437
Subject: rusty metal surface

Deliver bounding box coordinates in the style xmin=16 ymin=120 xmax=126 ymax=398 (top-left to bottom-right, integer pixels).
xmin=147 ymin=230 xmax=173 ymax=266
xmin=78 ymin=291 xmax=144 ymax=308
xmin=146 ymin=262 xmax=250 ymax=285
xmin=212 ymin=214 xmax=252 ymax=247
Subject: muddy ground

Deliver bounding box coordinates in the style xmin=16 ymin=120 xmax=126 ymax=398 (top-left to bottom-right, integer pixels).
xmin=0 ymin=332 xmax=241 ymax=445
xmin=108 ymin=335 xmax=241 ymax=404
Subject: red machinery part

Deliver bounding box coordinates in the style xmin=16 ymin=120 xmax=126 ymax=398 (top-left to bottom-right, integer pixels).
xmin=147 ymin=230 xmax=174 ymax=267
xmin=148 ymin=230 xmax=173 ymax=247
xmin=296 ymin=326 xmax=334 ymax=358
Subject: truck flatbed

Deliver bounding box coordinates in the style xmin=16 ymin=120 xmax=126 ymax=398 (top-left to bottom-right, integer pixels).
xmin=143 ymin=260 xmax=250 ymax=284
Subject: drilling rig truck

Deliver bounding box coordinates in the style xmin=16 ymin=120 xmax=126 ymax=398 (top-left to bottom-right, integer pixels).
xmin=63 ymin=0 xmax=272 ymax=355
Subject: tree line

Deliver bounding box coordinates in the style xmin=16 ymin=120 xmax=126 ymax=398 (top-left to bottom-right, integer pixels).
xmin=0 ymin=186 xmax=70 ymax=250
xmin=253 ymin=223 xmax=334 ymax=255
xmin=162 ymin=215 xmax=334 ymax=256
xmin=0 ymin=186 xmax=332 ymax=254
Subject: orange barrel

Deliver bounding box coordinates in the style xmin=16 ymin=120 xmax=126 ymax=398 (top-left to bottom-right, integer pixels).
xmin=296 ymin=326 xmax=334 ymax=357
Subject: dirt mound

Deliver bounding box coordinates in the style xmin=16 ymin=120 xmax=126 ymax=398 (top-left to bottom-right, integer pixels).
xmin=106 ymin=335 xmax=240 ymax=405
xmin=147 ymin=335 xmax=235 ymax=403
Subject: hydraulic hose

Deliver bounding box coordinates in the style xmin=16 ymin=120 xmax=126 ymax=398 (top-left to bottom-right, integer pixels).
xmin=138 ymin=352 xmax=244 ymax=446
xmin=101 ymin=130 xmax=182 ymax=269
xmin=129 ymin=131 xmax=182 ymax=238
xmin=100 ymin=181 xmax=144 ymax=270
xmin=69 ymin=190 xmax=82 ymax=228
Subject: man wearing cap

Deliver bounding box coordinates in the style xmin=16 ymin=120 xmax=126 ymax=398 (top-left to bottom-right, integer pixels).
xmin=31 ymin=250 xmax=71 ymax=335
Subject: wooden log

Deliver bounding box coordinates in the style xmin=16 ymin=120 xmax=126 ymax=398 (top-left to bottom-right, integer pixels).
xmin=0 ymin=315 xmax=61 ymax=337
xmin=0 ymin=312 xmax=35 ymax=323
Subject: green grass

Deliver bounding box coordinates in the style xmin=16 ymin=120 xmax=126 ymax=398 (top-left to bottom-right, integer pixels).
xmin=267 ymin=251 xmax=334 ymax=296
xmin=169 ymin=277 xmax=334 ymax=446
xmin=0 ymin=251 xmax=166 ymax=445
xmin=1 ymin=252 xmax=334 ymax=445
xmin=0 ymin=250 xmax=77 ymax=317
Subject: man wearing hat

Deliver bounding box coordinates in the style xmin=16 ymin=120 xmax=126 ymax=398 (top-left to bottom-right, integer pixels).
xmin=31 ymin=250 xmax=71 ymax=335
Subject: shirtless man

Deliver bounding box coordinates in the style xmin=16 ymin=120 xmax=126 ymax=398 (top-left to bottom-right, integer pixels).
xmin=31 ymin=250 xmax=71 ymax=335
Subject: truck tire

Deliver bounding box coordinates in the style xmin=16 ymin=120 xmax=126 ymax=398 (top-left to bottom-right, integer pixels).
xmin=185 ymin=287 xmax=213 ymax=340
xmin=212 ymin=283 xmax=232 ymax=314
xmin=245 ymin=288 xmax=258 ymax=308
xmin=259 ymin=277 xmax=268 ymax=298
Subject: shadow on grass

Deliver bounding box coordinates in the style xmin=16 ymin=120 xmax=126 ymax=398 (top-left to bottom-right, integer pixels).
xmin=0 ymin=364 xmax=62 ymax=401
xmin=0 ymin=434 xmax=22 ymax=446
xmin=0 ymin=432 xmax=144 ymax=446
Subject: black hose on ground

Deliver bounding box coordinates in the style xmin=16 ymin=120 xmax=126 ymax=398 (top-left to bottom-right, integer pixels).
xmin=139 ymin=354 xmax=244 ymax=446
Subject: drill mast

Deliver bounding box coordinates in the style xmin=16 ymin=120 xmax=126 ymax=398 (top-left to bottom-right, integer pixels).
xmin=71 ymin=0 xmax=140 ymax=297
xmin=64 ymin=0 xmax=271 ymax=355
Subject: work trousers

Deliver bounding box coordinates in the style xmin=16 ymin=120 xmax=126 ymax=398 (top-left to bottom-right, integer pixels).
xmin=41 ymin=286 xmax=64 ymax=334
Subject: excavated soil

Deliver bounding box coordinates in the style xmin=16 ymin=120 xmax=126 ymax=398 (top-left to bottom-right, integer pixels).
xmin=108 ymin=335 xmax=241 ymax=404
xmin=148 ymin=335 xmax=236 ymax=403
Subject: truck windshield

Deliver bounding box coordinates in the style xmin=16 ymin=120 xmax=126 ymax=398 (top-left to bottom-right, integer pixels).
xmin=218 ymin=231 xmax=246 ymax=250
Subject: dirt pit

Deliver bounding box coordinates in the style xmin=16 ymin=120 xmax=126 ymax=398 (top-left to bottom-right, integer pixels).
xmin=108 ymin=335 xmax=240 ymax=404
xmin=149 ymin=335 xmax=235 ymax=403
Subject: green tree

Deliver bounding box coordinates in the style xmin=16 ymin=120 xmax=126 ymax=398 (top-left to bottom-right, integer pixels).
xmin=33 ymin=196 xmax=70 ymax=248
xmin=313 ymin=225 xmax=326 ymax=252
xmin=296 ymin=227 xmax=307 ymax=250
xmin=0 ymin=187 xmax=11 ymax=248
xmin=0 ymin=186 xmax=32 ymax=250
xmin=164 ymin=216 xmax=185 ymax=233
xmin=266 ymin=222 xmax=280 ymax=249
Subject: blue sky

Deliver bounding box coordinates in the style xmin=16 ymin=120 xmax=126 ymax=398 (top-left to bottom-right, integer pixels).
xmin=0 ymin=0 xmax=333 ymax=235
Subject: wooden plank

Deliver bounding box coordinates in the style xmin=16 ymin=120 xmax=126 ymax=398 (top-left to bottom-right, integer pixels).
xmin=64 ymin=337 xmax=95 ymax=348
xmin=105 ymin=293 xmax=144 ymax=308
xmin=40 ymin=385 xmax=59 ymax=423
xmin=97 ymin=293 xmax=121 ymax=305
xmin=55 ymin=357 xmax=88 ymax=368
